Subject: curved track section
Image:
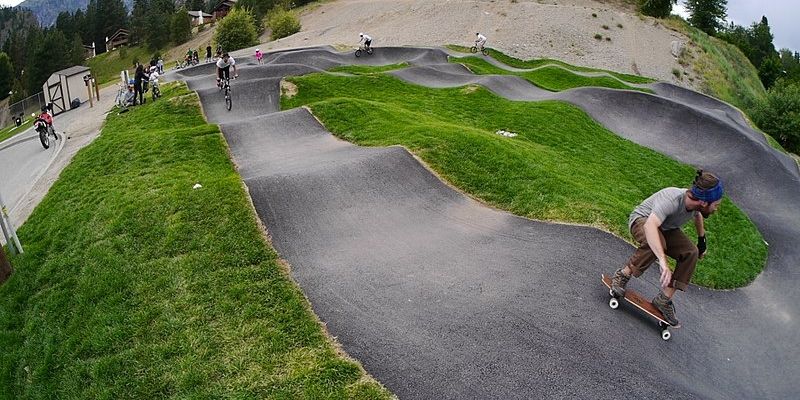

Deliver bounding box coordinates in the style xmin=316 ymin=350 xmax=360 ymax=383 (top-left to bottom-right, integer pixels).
xmin=176 ymin=46 xmax=799 ymax=399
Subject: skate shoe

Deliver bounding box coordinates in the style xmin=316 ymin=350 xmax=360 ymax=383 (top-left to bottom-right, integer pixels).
xmin=610 ymin=268 xmax=630 ymax=298
xmin=652 ymin=292 xmax=680 ymax=327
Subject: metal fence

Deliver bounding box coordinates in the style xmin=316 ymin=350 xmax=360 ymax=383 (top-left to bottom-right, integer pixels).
xmin=0 ymin=92 xmax=46 ymax=129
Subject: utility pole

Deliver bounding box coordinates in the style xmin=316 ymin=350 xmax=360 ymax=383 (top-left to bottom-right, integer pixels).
xmin=0 ymin=189 xmax=23 ymax=255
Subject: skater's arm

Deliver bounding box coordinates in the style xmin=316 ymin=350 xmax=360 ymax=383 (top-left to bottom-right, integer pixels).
xmin=644 ymin=213 xmax=672 ymax=288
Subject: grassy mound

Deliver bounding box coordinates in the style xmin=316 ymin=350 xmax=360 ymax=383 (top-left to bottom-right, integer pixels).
xmin=0 ymin=82 xmax=391 ymax=399
xmin=450 ymin=56 xmax=653 ymax=93
xmin=282 ymin=71 xmax=766 ymax=289
xmin=446 ymin=45 xmax=655 ymax=84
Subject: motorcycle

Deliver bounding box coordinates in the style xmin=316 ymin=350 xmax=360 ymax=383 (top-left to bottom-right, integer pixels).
xmin=33 ymin=112 xmax=57 ymax=149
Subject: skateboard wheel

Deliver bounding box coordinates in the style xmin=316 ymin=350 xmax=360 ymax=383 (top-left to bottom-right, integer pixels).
xmin=609 ymin=298 xmax=619 ymax=309
xmin=661 ymin=330 xmax=671 ymax=341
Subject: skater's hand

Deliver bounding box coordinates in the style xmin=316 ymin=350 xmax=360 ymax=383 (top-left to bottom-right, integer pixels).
xmin=659 ymin=260 xmax=672 ymax=289
xmin=697 ymin=235 xmax=707 ymax=259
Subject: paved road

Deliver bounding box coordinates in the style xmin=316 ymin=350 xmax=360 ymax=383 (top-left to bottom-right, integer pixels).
xmin=0 ymin=129 xmax=60 ymax=215
xmin=176 ymin=46 xmax=800 ymax=399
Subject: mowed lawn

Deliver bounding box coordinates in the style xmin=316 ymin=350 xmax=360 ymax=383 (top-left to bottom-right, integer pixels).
xmin=0 ymin=82 xmax=391 ymax=399
xmin=283 ymin=71 xmax=766 ymax=289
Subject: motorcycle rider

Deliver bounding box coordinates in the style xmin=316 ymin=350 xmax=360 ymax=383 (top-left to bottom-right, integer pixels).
xmin=37 ymin=105 xmax=57 ymax=139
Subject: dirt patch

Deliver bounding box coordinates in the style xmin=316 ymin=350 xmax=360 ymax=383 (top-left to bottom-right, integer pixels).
xmin=281 ymin=79 xmax=298 ymax=98
xmin=253 ymin=0 xmax=695 ymax=89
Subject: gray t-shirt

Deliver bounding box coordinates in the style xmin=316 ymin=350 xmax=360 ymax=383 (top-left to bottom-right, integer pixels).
xmin=628 ymin=187 xmax=697 ymax=231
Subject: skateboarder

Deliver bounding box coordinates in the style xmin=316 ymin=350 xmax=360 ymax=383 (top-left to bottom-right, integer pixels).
xmin=609 ymin=170 xmax=724 ymax=326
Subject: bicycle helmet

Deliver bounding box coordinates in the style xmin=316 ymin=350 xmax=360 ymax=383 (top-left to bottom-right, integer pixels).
xmin=359 ymin=32 xmax=363 ymax=37
xmin=255 ymin=48 xmax=260 ymax=52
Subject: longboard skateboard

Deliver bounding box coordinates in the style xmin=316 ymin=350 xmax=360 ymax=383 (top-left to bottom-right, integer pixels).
xmin=601 ymin=274 xmax=675 ymax=341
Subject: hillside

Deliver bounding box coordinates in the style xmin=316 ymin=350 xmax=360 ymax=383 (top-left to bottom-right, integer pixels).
xmin=0 ymin=6 xmax=38 ymax=45
xmin=662 ymin=16 xmax=766 ymax=113
xmin=15 ymin=0 xmax=134 ymax=26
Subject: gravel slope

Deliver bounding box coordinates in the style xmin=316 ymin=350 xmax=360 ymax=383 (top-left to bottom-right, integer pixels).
xmin=258 ymin=0 xmax=694 ymax=87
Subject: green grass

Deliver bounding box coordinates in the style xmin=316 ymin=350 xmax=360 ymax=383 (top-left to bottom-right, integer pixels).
xmin=0 ymin=118 xmax=33 ymax=144
xmin=329 ymin=63 xmax=409 ymax=75
xmin=0 ymin=82 xmax=391 ymax=399
xmin=446 ymin=45 xmax=655 ymax=84
xmin=86 ymin=46 xmax=157 ymax=86
xmin=451 ymin=56 xmax=653 ymax=93
xmin=282 ymin=72 xmax=766 ymax=289
xmin=662 ymin=17 xmax=766 ymax=112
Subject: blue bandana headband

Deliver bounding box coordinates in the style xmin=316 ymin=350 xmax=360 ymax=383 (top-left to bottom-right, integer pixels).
xmin=691 ymin=180 xmax=724 ymax=203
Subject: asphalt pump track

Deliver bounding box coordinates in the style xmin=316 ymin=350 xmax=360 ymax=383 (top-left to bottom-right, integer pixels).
xmin=175 ymin=46 xmax=800 ymax=399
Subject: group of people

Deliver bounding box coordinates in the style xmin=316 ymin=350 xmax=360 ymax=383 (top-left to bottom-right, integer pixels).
xmin=122 ymin=60 xmax=161 ymax=107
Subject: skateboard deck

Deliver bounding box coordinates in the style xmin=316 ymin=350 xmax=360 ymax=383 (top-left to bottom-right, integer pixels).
xmin=601 ymin=274 xmax=675 ymax=340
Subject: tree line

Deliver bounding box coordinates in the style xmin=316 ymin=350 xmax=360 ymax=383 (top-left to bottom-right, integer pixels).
xmin=1 ymin=0 xmax=195 ymax=104
xmin=639 ymin=0 xmax=800 ymax=152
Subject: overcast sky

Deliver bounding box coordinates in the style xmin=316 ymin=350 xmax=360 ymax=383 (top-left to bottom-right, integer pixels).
xmin=1 ymin=0 xmax=798 ymax=50
xmin=673 ymin=1 xmax=797 ymax=51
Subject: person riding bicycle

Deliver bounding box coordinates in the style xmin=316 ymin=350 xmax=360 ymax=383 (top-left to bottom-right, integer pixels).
xmin=358 ymin=32 xmax=372 ymax=50
xmin=475 ymin=32 xmax=487 ymax=51
xmin=255 ymin=48 xmax=263 ymax=64
xmin=216 ymin=53 xmax=238 ymax=87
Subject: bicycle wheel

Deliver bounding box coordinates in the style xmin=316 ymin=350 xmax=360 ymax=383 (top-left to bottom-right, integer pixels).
xmin=355 ymin=49 xmax=362 ymax=58
xmin=225 ymin=93 xmax=232 ymax=111
xmin=366 ymin=47 xmax=374 ymax=55
xmin=482 ymin=48 xmax=489 ymax=56
xmin=38 ymin=128 xmax=50 ymax=149
xmin=470 ymin=46 xmax=478 ymax=53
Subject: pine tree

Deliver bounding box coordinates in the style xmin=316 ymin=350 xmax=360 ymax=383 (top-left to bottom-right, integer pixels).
xmin=0 ymin=52 xmax=13 ymax=100
xmin=69 ymin=33 xmax=86 ymax=65
xmin=130 ymin=0 xmax=151 ymax=45
xmin=171 ymin=7 xmax=192 ymax=45
xmin=686 ymin=0 xmax=728 ymax=35
xmin=639 ymin=0 xmax=676 ymax=19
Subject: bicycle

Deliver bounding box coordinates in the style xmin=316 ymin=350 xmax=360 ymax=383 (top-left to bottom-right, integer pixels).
xmin=219 ymin=77 xmax=234 ymax=111
xmin=470 ymin=43 xmax=489 ymax=56
xmin=151 ymin=80 xmax=161 ymax=101
xmin=355 ymin=44 xmax=374 ymax=57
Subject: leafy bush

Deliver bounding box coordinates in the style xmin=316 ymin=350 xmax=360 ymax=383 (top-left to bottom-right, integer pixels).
xmin=214 ymin=7 xmax=258 ymax=52
xmin=639 ymin=0 xmax=676 ymax=18
xmin=751 ymin=80 xmax=800 ymax=153
xmin=267 ymin=7 xmax=301 ymax=40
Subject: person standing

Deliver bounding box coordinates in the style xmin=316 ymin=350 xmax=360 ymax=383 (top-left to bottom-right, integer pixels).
xmin=133 ymin=64 xmax=146 ymax=105
xmin=206 ymin=45 xmax=212 ymax=63
xmin=609 ymin=170 xmax=724 ymax=326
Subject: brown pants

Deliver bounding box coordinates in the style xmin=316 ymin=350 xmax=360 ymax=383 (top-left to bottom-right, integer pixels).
xmin=625 ymin=217 xmax=698 ymax=291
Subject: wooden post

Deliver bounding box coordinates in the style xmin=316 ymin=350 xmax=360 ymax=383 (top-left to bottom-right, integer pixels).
xmin=0 ymin=243 xmax=12 ymax=285
xmin=87 ymin=82 xmax=94 ymax=108
xmin=94 ymin=77 xmax=100 ymax=100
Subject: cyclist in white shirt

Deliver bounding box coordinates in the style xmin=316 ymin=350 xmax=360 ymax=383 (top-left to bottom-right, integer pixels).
xmin=359 ymin=32 xmax=373 ymax=50
xmin=216 ymin=53 xmax=238 ymax=87
xmin=475 ymin=32 xmax=487 ymax=51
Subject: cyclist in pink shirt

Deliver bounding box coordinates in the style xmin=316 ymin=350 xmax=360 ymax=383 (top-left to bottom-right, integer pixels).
xmin=255 ymin=48 xmax=263 ymax=64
